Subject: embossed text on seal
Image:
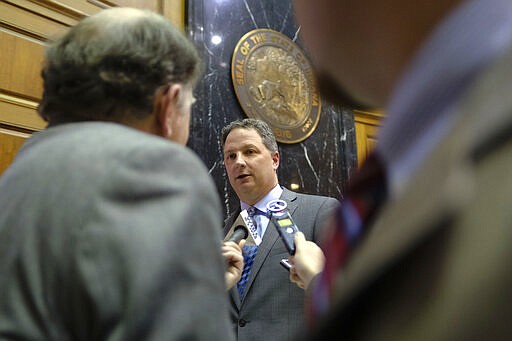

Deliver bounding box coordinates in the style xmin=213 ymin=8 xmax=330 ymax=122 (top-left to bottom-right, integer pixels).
xmin=231 ymin=29 xmax=321 ymax=144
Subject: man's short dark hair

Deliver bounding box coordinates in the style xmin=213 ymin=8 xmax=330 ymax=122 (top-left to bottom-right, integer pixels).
xmin=221 ymin=118 xmax=279 ymax=153
xmin=38 ymin=8 xmax=201 ymax=125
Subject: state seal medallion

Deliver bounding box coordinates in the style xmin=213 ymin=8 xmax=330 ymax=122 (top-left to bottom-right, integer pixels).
xmin=231 ymin=29 xmax=321 ymax=144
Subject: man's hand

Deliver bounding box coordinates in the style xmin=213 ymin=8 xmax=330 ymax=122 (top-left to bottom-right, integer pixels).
xmin=222 ymin=240 xmax=245 ymax=290
xmin=289 ymin=232 xmax=325 ymax=290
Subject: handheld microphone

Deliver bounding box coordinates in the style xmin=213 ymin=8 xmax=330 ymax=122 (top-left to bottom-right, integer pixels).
xmin=223 ymin=209 xmax=262 ymax=246
xmin=267 ymin=199 xmax=300 ymax=255
xmin=227 ymin=225 xmax=249 ymax=243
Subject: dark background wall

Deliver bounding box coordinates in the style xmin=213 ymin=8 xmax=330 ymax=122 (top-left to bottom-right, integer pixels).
xmin=186 ymin=0 xmax=357 ymax=219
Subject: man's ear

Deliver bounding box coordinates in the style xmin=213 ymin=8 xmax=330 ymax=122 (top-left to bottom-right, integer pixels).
xmin=272 ymin=151 xmax=280 ymax=170
xmin=157 ymin=84 xmax=182 ymax=138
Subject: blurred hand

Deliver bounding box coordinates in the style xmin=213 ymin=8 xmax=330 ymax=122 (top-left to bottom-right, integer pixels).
xmin=289 ymin=232 xmax=325 ymax=290
xmin=222 ymin=239 xmax=246 ymax=290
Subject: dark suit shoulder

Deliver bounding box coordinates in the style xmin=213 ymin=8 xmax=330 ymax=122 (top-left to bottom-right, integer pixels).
xmin=281 ymin=187 xmax=340 ymax=206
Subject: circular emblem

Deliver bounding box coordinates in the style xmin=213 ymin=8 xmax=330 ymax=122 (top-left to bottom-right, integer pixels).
xmin=231 ymin=29 xmax=321 ymax=144
xmin=266 ymin=199 xmax=288 ymax=213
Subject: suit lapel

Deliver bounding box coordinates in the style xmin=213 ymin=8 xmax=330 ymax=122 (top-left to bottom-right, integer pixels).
xmin=223 ymin=208 xmax=240 ymax=238
xmin=331 ymin=137 xmax=472 ymax=309
xmin=329 ymin=46 xmax=512 ymax=315
xmin=239 ymin=188 xmax=298 ymax=306
xmin=224 ymin=208 xmax=244 ymax=308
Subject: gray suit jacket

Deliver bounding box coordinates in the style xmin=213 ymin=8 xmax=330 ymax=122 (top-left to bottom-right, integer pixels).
xmin=224 ymin=187 xmax=339 ymax=341
xmin=309 ymin=45 xmax=512 ymax=340
xmin=0 ymin=122 xmax=234 ymax=340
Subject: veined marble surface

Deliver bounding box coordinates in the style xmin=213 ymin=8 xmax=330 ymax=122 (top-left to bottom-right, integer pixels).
xmin=187 ymin=0 xmax=357 ymax=218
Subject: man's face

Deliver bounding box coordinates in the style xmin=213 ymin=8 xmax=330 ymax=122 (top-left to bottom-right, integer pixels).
xmin=223 ymin=128 xmax=279 ymax=205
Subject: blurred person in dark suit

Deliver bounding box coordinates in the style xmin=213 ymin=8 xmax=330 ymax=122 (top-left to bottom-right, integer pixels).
xmin=290 ymin=0 xmax=512 ymax=339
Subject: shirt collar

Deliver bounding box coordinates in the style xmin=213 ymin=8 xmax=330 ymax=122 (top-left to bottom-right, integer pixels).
xmin=240 ymin=184 xmax=283 ymax=213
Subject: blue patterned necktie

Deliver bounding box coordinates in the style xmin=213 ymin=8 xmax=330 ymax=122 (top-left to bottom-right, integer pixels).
xmin=237 ymin=207 xmax=260 ymax=299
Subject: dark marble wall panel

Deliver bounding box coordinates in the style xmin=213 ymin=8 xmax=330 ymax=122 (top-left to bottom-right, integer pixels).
xmin=187 ymin=0 xmax=357 ymax=219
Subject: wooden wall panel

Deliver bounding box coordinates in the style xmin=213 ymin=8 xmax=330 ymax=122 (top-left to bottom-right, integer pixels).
xmin=0 ymin=0 xmax=184 ymax=175
xmin=104 ymin=0 xmax=158 ymax=11
xmin=0 ymin=31 xmax=45 ymax=102
xmin=354 ymin=110 xmax=383 ymax=167
xmin=0 ymin=126 xmax=30 ymax=175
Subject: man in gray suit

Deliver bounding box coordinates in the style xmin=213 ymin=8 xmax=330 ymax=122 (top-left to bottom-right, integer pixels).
xmin=290 ymin=0 xmax=512 ymax=339
xmin=0 ymin=8 xmax=236 ymax=340
xmin=221 ymin=118 xmax=339 ymax=340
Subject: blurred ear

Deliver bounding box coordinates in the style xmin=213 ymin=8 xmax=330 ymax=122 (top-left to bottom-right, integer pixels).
xmin=272 ymin=151 xmax=280 ymax=170
xmin=156 ymin=84 xmax=182 ymax=138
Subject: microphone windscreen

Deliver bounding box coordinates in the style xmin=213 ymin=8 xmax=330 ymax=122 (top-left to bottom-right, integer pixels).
xmin=227 ymin=225 xmax=248 ymax=243
xmin=223 ymin=211 xmax=261 ymax=246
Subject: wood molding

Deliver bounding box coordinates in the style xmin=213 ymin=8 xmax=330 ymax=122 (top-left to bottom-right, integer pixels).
xmin=0 ymin=91 xmax=45 ymax=131
xmin=0 ymin=0 xmax=186 ymax=174
xmin=354 ymin=109 xmax=384 ymax=167
xmin=0 ymin=126 xmax=31 ymax=175
xmin=0 ymin=1 xmax=72 ymax=42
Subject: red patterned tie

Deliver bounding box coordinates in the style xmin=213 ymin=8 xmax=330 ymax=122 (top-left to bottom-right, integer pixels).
xmin=308 ymin=152 xmax=388 ymax=322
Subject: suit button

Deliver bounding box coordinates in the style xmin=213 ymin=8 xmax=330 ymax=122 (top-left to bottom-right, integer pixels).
xmin=238 ymin=319 xmax=247 ymax=327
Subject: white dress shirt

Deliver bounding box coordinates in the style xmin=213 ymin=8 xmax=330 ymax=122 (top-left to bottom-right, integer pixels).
xmin=240 ymin=184 xmax=283 ymax=237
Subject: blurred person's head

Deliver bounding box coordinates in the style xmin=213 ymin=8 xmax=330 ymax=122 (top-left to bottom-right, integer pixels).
xmin=38 ymin=7 xmax=201 ymax=145
xmin=292 ymin=0 xmax=462 ymax=108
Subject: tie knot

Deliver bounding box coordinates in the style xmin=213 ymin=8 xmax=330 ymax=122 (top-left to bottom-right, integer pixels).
xmin=248 ymin=206 xmax=258 ymax=217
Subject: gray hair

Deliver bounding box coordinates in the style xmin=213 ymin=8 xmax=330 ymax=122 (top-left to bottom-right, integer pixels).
xmin=38 ymin=7 xmax=201 ymax=125
xmin=221 ymin=118 xmax=278 ymax=153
